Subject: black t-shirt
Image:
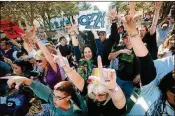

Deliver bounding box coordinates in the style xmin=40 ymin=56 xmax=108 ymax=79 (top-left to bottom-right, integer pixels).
xmin=57 ymin=44 xmax=71 ymax=57
xmin=111 ymin=45 xmax=140 ymax=81
xmin=142 ymin=32 xmax=158 ymax=60
xmin=81 ymin=82 xmax=126 ymax=116
xmin=87 ymin=98 xmax=126 ymax=116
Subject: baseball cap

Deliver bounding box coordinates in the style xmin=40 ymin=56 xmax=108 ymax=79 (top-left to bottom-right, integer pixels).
xmin=121 ymin=32 xmax=128 ymax=39
xmin=97 ymin=31 xmax=106 ymax=36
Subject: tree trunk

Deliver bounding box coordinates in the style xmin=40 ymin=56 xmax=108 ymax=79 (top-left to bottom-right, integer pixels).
xmin=48 ymin=14 xmax=52 ymax=31
xmin=161 ymin=2 xmax=173 ymax=19
xmin=30 ymin=2 xmax=34 ymax=26
xmin=117 ymin=7 xmax=119 ymax=13
xmin=71 ymin=15 xmax=74 ymax=24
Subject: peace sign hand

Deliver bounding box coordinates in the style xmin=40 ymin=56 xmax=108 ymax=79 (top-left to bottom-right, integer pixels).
xmin=89 ymin=56 xmax=117 ymax=89
xmin=66 ymin=24 xmax=79 ymax=36
xmin=53 ymin=48 xmax=69 ymax=67
xmin=155 ymin=2 xmax=163 ymax=10
xmin=109 ymin=9 xmax=117 ymax=21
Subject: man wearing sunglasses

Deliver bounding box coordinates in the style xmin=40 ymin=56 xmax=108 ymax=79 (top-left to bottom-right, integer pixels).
xmin=0 ymin=76 xmax=87 ymax=116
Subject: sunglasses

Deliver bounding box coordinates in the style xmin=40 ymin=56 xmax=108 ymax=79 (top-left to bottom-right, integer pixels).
xmin=98 ymin=33 xmax=106 ymax=36
xmin=53 ymin=94 xmax=69 ymax=100
xmin=36 ymin=60 xmax=42 ymax=63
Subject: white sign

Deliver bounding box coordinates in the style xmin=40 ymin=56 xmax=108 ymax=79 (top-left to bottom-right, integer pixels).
xmin=78 ymin=11 xmax=107 ymax=31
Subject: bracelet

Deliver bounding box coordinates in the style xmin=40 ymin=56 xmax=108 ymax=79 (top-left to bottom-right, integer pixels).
xmin=129 ymin=33 xmax=139 ymax=38
xmin=64 ymin=68 xmax=74 ymax=74
xmin=70 ymin=34 xmax=76 ymax=36
xmin=69 ymin=31 xmax=76 ymax=36
xmin=108 ymin=86 xmax=119 ymax=93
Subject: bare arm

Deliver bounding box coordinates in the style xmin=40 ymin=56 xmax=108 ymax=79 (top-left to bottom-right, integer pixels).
xmin=109 ymin=84 xmax=126 ymax=109
xmin=108 ymin=50 xmax=122 ymax=60
xmin=36 ymin=40 xmax=57 ymax=72
xmin=71 ymin=35 xmax=79 ymax=46
xmin=108 ymin=49 xmax=132 ymax=60
xmin=22 ymin=35 xmax=34 ymax=53
xmin=54 ymin=49 xmax=85 ymax=91
xmin=130 ymin=34 xmax=148 ymax=57
xmin=122 ymin=14 xmax=157 ymax=85
xmin=149 ymin=2 xmax=162 ymax=35
xmin=63 ymin=65 xmax=85 ymax=91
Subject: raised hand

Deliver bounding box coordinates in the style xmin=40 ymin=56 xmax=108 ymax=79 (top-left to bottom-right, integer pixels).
xmin=0 ymin=76 xmax=32 ymax=89
xmin=109 ymin=9 xmax=117 ymax=21
xmin=22 ymin=34 xmax=30 ymax=43
xmin=53 ymin=48 xmax=69 ymax=67
xmin=123 ymin=15 xmax=137 ymax=35
xmin=66 ymin=24 xmax=79 ymax=36
xmin=155 ymin=2 xmax=163 ymax=10
xmin=129 ymin=2 xmax=135 ymax=15
xmin=89 ymin=56 xmax=117 ymax=89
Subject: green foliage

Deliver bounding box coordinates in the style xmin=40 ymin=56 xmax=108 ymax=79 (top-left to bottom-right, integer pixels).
xmin=78 ymin=2 xmax=92 ymax=11
xmin=110 ymin=1 xmax=154 ymax=13
xmin=110 ymin=2 xmax=129 ymax=13
xmin=110 ymin=1 xmax=174 ymax=20
xmin=0 ymin=1 xmax=79 ymax=31
xmin=93 ymin=5 xmax=100 ymax=11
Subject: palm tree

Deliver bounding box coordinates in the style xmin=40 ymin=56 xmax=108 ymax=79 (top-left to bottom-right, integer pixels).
xmin=93 ymin=5 xmax=99 ymax=11
xmin=110 ymin=2 xmax=129 ymax=13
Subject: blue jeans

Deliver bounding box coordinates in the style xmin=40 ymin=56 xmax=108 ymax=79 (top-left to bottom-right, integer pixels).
xmin=117 ymin=77 xmax=134 ymax=99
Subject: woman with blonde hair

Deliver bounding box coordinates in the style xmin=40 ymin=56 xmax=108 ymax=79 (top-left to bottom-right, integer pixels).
xmin=22 ymin=33 xmax=65 ymax=89
xmin=158 ymin=34 xmax=175 ymax=58
xmin=53 ymin=48 xmax=126 ymax=116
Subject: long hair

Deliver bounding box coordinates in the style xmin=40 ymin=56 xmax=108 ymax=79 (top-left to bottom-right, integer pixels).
xmin=13 ymin=60 xmax=33 ymax=73
xmin=82 ymin=45 xmax=96 ymax=61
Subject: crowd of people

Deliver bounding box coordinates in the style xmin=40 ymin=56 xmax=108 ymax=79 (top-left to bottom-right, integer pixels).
xmin=0 ymin=2 xmax=175 ymax=116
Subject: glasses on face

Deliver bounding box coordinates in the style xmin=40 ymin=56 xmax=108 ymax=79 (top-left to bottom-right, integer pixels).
xmin=92 ymin=92 xmax=107 ymax=97
xmin=53 ymin=94 xmax=69 ymax=101
xmin=36 ymin=60 xmax=42 ymax=63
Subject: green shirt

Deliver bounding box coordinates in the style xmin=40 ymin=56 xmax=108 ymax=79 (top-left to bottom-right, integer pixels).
xmin=111 ymin=45 xmax=134 ymax=63
xmin=29 ymin=81 xmax=87 ymax=116
xmin=111 ymin=45 xmax=140 ymax=81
